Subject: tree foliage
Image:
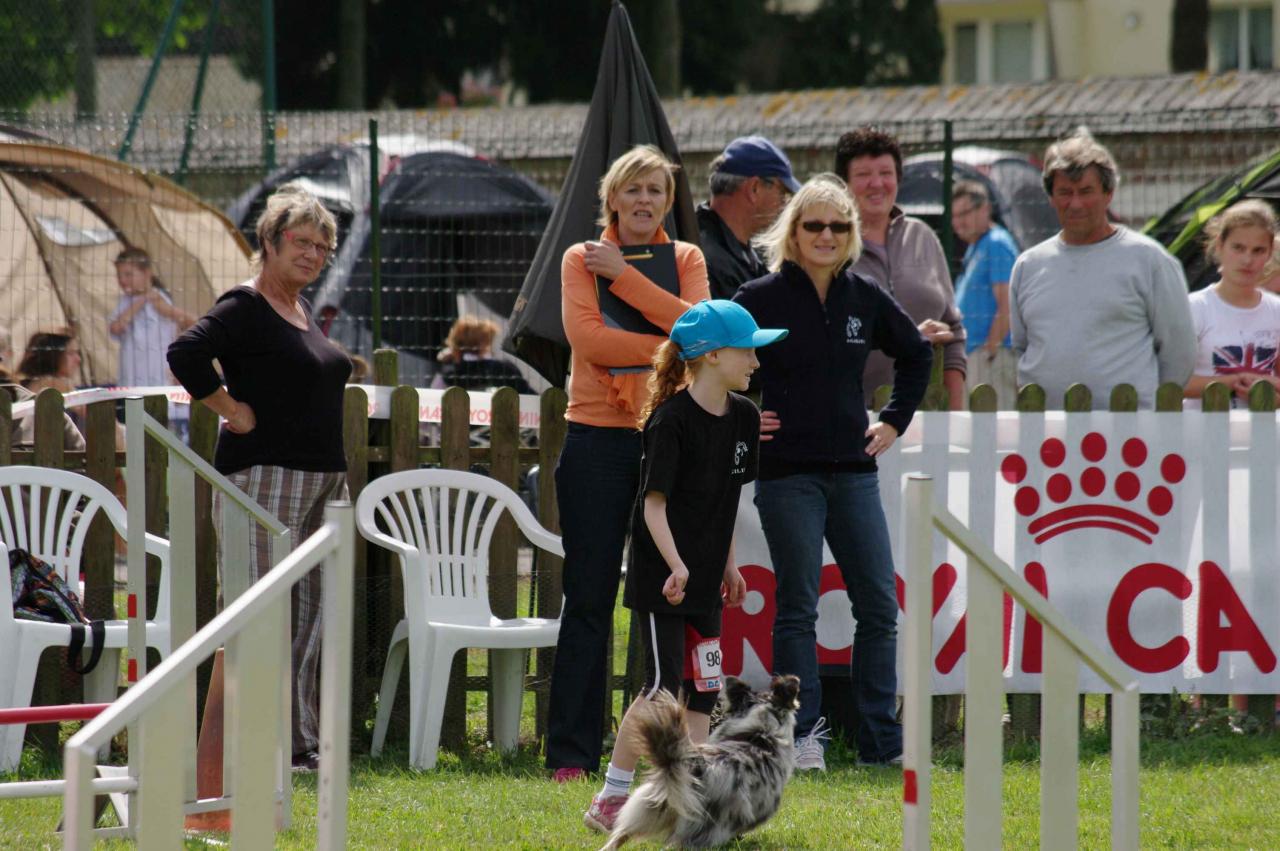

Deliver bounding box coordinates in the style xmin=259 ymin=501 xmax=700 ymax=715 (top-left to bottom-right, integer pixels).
xmin=503 ymin=0 xmax=614 ymax=104
xmin=230 ymin=0 xmax=939 ymax=108
xmin=768 ymin=0 xmax=943 ymax=90
xmin=0 ymin=0 xmax=944 ymax=112
xmin=0 ymin=0 xmax=211 ymax=110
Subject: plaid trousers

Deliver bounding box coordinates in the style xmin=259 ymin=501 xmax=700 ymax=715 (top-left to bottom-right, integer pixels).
xmin=217 ymin=465 xmax=348 ymax=755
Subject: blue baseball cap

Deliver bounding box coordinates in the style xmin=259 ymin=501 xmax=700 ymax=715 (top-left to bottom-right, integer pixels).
xmin=670 ymin=300 xmax=788 ymax=360
xmin=716 ymin=136 xmax=801 ymax=193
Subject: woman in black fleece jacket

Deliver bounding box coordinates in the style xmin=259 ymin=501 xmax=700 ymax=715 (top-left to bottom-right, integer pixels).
xmin=732 ymin=174 xmax=932 ymax=769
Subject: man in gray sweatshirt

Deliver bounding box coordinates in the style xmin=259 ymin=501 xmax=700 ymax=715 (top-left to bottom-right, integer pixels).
xmin=1010 ymin=128 xmax=1195 ymax=409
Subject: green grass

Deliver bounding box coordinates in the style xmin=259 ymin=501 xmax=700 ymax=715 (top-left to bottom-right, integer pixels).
xmin=3 ymin=727 xmax=1279 ymax=849
xmin=7 ymin=582 xmax=1280 ymax=847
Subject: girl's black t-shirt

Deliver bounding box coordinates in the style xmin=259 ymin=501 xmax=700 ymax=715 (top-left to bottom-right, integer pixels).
xmin=168 ymin=286 xmax=352 ymax=475
xmin=624 ymin=389 xmax=760 ymax=616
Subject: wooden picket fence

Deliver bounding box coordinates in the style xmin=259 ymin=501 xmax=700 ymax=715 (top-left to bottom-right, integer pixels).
xmin=5 ymin=348 xmax=571 ymax=756
xmin=6 ymin=354 xmax=1276 ymax=759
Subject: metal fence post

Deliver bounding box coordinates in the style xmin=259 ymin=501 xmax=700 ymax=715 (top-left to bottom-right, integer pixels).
xmin=261 ymin=0 xmax=277 ymax=171
xmin=369 ymin=117 xmax=383 ymax=351
xmin=118 ymin=0 xmax=187 ymax=162
xmin=940 ymin=119 xmax=954 ymax=263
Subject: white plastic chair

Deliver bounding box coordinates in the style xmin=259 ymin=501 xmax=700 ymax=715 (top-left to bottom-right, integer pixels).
xmin=356 ymin=468 xmax=563 ymax=769
xmin=0 ymin=466 xmax=171 ymax=771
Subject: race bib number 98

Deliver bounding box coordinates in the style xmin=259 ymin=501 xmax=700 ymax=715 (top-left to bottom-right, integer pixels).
xmin=691 ymin=638 xmax=723 ymax=692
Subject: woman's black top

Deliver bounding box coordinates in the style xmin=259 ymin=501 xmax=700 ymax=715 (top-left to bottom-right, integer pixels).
xmin=168 ymin=286 xmax=352 ymax=475
xmin=732 ymin=261 xmax=932 ymax=480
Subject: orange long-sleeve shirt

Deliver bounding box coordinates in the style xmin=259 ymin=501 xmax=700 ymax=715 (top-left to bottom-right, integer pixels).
xmin=562 ymin=224 xmax=709 ymax=427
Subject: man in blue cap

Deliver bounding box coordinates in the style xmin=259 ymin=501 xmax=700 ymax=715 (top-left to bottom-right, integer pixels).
xmin=698 ymin=136 xmax=801 ymax=300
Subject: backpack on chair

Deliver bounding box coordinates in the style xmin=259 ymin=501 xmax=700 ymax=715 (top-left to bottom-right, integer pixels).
xmin=8 ymin=547 xmax=106 ymax=674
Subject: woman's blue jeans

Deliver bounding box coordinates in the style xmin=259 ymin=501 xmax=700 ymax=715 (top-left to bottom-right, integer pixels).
xmin=545 ymin=422 xmax=641 ymax=771
xmin=756 ymin=471 xmax=903 ymax=762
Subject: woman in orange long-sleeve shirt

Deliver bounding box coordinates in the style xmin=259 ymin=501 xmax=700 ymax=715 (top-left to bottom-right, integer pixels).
xmin=547 ymin=145 xmax=709 ymax=780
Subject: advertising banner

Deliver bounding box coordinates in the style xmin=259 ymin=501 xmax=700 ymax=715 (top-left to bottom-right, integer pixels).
xmin=723 ymin=410 xmax=1280 ymax=694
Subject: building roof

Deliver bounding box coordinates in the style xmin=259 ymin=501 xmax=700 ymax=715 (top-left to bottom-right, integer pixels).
xmin=20 ymin=70 xmax=1280 ymax=172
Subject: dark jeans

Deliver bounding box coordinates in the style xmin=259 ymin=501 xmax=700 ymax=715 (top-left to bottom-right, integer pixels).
xmin=755 ymin=471 xmax=903 ymax=762
xmin=545 ymin=422 xmax=642 ymax=771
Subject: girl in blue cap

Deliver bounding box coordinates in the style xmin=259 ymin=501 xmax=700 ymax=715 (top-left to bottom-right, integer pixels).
xmin=584 ymin=299 xmax=786 ymax=834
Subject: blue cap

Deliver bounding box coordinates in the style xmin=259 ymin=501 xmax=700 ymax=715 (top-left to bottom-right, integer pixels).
xmin=670 ymin=300 xmax=788 ymax=360
xmin=717 ymin=136 xmax=801 ymax=193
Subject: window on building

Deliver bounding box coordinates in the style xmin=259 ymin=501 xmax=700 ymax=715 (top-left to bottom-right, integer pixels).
xmin=993 ymin=21 xmax=1034 ymax=82
xmin=954 ymin=23 xmax=978 ymax=84
xmin=1211 ymin=6 xmax=1274 ymax=71
xmin=952 ymin=19 xmax=1042 ymax=84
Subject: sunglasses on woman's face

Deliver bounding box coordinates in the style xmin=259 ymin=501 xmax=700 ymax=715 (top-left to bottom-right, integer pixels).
xmin=799 ymin=220 xmax=854 ymax=235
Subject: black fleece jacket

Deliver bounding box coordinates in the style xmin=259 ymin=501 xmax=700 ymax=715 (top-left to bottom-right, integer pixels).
xmin=732 ymin=260 xmax=932 ymax=478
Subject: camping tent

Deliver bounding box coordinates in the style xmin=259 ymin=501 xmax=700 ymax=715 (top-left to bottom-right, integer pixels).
xmin=226 ymin=137 xmax=555 ymax=386
xmin=0 ymin=141 xmax=252 ymax=384
xmin=1144 ymin=147 xmax=1280 ymax=292
xmin=896 ymin=146 xmax=1059 ymax=263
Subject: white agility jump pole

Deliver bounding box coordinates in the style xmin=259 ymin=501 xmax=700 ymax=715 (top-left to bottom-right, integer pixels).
xmin=63 ymin=500 xmax=354 ymax=849
xmin=902 ymin=474 xmax=1139 ymax=851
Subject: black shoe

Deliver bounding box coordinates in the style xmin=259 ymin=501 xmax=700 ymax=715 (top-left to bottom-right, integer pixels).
xmin=292 ymin=750 xmax=320 ymax=772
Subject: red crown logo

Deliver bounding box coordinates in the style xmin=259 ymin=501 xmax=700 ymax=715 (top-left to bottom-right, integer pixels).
xmin=1001 ymin=433 xmax=1186 ymax=545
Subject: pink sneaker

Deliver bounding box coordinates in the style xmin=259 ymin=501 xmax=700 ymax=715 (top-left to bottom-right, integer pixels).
xmin=583 ymin=793 xmax=628 ymax=833
xmin=553 ymin=767 xmax=587 ymax=783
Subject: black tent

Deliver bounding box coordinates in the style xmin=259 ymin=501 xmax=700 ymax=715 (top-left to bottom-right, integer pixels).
xmin=896 ymin=146 xmax=1059 ymax=266
xmin=226 ymin=139 xmax=555 ymax=385
xmin=504 ymin=0 xmax=699 ymax=386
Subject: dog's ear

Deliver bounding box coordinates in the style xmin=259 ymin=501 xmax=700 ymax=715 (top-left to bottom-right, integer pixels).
xmin=769 ymin=674 xmax=801 ymax=711
xmin=720 ymin=676 xmax=756 ymax=716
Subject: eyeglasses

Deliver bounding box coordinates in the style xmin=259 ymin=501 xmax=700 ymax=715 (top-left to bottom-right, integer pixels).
xmin=951 ymin=205 xmax=979 ymax=218
xmin=799 ymin=220 xmax=854 ymax=235
xmin=284 ymin=230 xmax=333 ymax=259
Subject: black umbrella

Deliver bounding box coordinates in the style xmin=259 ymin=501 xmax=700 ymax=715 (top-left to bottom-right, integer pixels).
xmin=504 ymin=0 xmax=699 ymax=386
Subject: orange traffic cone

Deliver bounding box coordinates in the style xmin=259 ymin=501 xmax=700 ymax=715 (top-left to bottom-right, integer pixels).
xmin=185 ymin=648 xmax=230 ymax=832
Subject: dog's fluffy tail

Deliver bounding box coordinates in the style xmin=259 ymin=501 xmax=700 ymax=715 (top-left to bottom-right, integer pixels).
xmin=628 ymin=690 xmax=700 ymax=820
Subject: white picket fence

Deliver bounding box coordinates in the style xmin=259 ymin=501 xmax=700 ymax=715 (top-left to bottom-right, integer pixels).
xmin=901 ymin=474 xmax=1140 ymax=851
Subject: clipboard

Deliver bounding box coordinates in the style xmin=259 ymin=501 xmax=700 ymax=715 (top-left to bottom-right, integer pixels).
xmin=595 ymin=242 xmax=680 ymax=374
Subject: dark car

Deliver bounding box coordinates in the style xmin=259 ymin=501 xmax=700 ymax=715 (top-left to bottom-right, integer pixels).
xmin=1144 ymin=147 xmax=1280 ymax=292
xmin=226 ymin=136 xmax=556 ymax=386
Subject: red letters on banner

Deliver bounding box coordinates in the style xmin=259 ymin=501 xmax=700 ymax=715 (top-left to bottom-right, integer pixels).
xmin=723 ymin=559 xmax=1276 ymax=680
xmin=1196 ymin=561 xmax=1277 ymax=673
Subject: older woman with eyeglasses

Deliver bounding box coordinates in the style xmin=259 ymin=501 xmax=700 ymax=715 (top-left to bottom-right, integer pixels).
xmin=168 ymin=183 xmax=351 ymax=771
xmin=732 ymin=174 xmax=932 ymax=770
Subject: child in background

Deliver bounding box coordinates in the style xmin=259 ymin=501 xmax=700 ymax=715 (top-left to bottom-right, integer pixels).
xmin=583 ymin=300 xmax=787 ymax=834
xmin=109 ymin=247 xmax=195 ymax=387
xmin=110 ymin=247 xmax=196 ymax=438
xmin=1184 ymin=200 xmax=1280 ymax=410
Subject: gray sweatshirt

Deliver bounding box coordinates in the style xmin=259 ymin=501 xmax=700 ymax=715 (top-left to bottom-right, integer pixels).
xmin=853 ymin=209 xmax=966 ymax=398
xmin=1010 ymin=226 xmax=1195 ymax=409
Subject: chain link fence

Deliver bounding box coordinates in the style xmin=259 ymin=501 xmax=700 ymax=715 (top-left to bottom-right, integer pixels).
xmin=1 ymin=96 xmax=1279 ymax=751
xmin=1 ymin=103 xmax=1277 ymax=391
